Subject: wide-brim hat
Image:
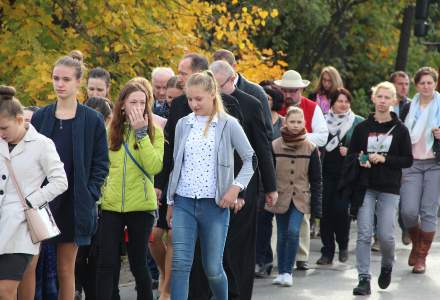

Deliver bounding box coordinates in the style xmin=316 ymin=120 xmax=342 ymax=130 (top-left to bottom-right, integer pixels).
xmin=274 ymin=70 xmax=310 ymax=89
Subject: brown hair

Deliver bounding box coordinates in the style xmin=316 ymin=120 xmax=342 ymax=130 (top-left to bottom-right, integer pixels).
xmin=108 ymin=82 xmax=154 ymax=151
xmin=128 ymin=77 xmax=154 ymax=108
xmin=315 ymin=66 xmax=343 ymax=96
xmin=0 ymin=85 xmax=23 ymax=118
xmin=414 ymin=67 xmax=438 ymax=84
xmin=166 ymin=76 xmax=183 ymax=90
xmin=330 ymin=87 xmax=353 ymax=107
xmin=389 ymin=71 xmax=409 ymax=83
xmin=54 ymin=50 xmax=85 ymax=80
xmin=212 ymin=49 xmax=237 ymax=66
xmin=183 ymin=53 xmax=209 ymax=72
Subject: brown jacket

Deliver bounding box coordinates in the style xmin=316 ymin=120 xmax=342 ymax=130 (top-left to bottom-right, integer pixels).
xmin=265 ymin=137 xmax=322 ymax=216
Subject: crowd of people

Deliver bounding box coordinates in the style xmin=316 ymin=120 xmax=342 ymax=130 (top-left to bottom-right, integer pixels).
xmin=0 ymin=48 xmax=440 ymax=300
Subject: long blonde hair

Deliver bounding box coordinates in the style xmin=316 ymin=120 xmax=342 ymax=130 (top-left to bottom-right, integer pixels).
xmin=186 ymin=71 xmax=225 ymax=135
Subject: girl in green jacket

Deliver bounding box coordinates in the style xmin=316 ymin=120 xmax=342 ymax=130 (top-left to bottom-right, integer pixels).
xmin=96 ymin=81 xmax=164 ymax=300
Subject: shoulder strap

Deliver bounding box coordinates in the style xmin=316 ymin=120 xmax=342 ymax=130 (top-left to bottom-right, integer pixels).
xmin=375 ymin=125 xmax=397 ymax=153
xmin=123 ymin=143 xmax=153 ymax=184
xmin=4 ymin=159 xmax=28 ymax=209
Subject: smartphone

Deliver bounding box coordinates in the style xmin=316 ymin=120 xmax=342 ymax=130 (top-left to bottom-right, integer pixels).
xmin=359 ymin=153 xmax=369 ymax=164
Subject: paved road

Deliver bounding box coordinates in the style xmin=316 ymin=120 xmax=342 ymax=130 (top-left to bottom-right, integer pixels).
xmin=120 ymin=222 xmax=440 ymax=299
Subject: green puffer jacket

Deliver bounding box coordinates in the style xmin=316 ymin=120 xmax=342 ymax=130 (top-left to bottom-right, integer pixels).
xmin=101 ymin=125 xmax=164 ymax=213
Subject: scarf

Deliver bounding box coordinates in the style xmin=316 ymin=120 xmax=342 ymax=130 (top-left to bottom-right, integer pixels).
xmin=281 ymin=127 xmax=306 ymax=146
xmin=325 ymin=108 xmax=356 ymax=152
xmin=404 ymin=91 xmax=440 ymax=154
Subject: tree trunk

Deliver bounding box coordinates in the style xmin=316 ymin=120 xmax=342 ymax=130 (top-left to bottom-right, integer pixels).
xmin=395 ymin=6 xmax=414 ymax=71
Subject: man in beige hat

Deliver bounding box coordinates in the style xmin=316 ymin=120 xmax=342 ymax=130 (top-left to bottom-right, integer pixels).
xmin=275 ymin=70 xmax=328 ymax=147
xmin=275 ymin=70 xmax=328 ymax=271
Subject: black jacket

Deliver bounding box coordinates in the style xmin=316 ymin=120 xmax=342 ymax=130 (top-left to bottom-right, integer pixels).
xmin=156 ymin=93 xmax=244 ymax=190
xmin=347 ymin=112 xmax=413 ymax=195
xmin=237 ymin=73 xmax=273 ymax=141
xmin=338 ymin=153 xmax=367 ymax=218
xmin=231 ymin=88 xmax=276 ymax=193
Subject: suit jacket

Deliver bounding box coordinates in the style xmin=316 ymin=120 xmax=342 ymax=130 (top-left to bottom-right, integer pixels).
xmin=156 ymin=93 xmax=244 ymax=190
xmin=231 ymin=88 xmax=276 ymax=193
xmin=237 ymin=73 xmax=273 ymax=141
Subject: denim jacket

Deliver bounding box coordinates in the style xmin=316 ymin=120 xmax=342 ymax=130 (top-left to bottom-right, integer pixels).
xmin=167 ymin=112 xmax=255 ymax=205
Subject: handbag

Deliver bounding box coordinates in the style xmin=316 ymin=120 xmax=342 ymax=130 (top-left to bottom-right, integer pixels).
xmin=4 ymin=159 xmax=60 ymax=244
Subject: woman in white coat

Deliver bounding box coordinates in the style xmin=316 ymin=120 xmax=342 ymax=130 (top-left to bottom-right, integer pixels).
xmin=0 ymin=86 xmax=67 ymax=300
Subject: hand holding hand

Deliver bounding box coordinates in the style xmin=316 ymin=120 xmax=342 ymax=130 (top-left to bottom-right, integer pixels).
xmin=128 ymin=107 xmax=148 ymax=130
xmin=233 ymin=198 xmax=245 ymax=214
xmin=166 ymin=206 xmax=173 ymax=228
xmin=219 ymin=185 xmax=241 ymax=209
xmin=265 ymin=191 xmax=278 ymax=207
xmin=155 ymin=188 xmax=162 ymax=206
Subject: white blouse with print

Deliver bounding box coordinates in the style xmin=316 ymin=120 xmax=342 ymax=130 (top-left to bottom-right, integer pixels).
xmin=176 ymin=114 xmax=218 ymax=199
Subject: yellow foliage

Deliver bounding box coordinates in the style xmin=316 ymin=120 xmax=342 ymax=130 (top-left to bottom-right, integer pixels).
xmin=0 ymin=0 xmax=283 ymax=105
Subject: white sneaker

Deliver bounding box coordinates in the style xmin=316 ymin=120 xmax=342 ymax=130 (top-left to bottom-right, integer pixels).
xmin=281 ymin=273 xmax=293 ymax=287
xmin=272 ymin=274 xmax=284 ymax=285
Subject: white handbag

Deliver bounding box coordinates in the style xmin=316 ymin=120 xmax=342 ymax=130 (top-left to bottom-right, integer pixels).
xmin=4 ymin=159 xmax=60 ymax=244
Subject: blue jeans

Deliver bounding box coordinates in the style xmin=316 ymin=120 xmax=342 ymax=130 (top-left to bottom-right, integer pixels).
xmin=171 ymin=195 xmax=230 ymax=300
xmin=276 ymin=204 xmax=304 ymax=274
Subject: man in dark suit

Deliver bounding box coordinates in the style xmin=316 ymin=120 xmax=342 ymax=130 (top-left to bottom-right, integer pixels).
xmin=213 ymin=49 xmax=273 ymax=141
xmin=209 ymin=60 xmax=278 ymax=300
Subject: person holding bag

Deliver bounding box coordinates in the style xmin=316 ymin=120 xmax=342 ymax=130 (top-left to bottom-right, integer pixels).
xmin=349 ymin=82 xmax=413 ymax=296
xmin=96 ymin=81 xmax=164 ymax=300
xmin=0 ymin=85 xmax=68 ymax=300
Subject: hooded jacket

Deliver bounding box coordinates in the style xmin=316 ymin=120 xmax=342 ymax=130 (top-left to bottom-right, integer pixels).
xmin=347 ymin=112 xmax=413 ymax=195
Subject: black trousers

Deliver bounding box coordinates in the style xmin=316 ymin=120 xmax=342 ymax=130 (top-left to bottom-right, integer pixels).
xmin=188 ymin=173 xmax=259 ymax=300
xmin=255 ymin=183 xmax=274 ymax=267
xmin=96 ymin=211 xmax=154 ymax=300
xmin=75 ymin=239 xmax=122 ymax=299
xmin=320 ymin=175 xmax=350 ymax=259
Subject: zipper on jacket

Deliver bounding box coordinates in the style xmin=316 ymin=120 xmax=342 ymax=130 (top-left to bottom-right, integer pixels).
xmin=121 ymin=148 xmax=128 ymax=213
xmin=143 ymin=178 xmax=148 ymax=201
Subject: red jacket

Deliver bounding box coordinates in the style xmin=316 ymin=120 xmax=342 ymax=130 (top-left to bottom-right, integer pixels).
xmin=278 ymin=96 xmax=317 ymax=133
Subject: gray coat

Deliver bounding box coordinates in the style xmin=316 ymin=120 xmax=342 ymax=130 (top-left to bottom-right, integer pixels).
xmin=167 ymin=112 xmax=255 ymax=205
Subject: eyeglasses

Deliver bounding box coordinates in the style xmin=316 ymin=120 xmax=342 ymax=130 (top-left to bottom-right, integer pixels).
xmin=219 ymin=75 xmax=233 ymax=89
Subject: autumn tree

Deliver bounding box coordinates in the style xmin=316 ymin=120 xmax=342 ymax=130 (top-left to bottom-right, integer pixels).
xmin=0 ymin=0 xmax=284 ymax=105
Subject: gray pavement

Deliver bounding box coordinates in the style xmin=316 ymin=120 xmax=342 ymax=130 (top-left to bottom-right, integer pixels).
xmin=120 ymin=222 xmax=440 ymax=299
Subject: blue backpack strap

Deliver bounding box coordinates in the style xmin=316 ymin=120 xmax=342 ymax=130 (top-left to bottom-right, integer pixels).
xmin=123 ymin=143 xmax=153 ymax=184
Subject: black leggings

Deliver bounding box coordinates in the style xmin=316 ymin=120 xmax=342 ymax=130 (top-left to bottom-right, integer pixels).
xmin=96 ymin=211 xmax=155 ymax=300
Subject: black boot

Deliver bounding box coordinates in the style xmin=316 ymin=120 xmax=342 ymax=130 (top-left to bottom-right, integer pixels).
xmin=353 ymin=277 xmax=371 ymax=296
xmin=316 ymin=255 xmax=333 ymax=265
xmin=339 ymin=249 xmax=348 ymax=263
xmin=378 ymin=267 xmax=392 ymax=289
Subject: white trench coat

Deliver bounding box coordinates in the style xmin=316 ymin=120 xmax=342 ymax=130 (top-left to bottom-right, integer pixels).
xmin=0 ymin=124 xmax=67 ymax=255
